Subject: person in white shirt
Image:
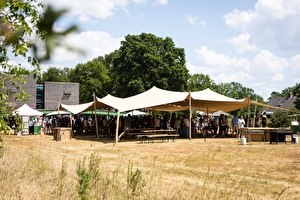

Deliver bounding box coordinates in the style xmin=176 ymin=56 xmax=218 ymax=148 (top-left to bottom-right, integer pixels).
xmin=238 ymin=115 xmax=245 ymax=140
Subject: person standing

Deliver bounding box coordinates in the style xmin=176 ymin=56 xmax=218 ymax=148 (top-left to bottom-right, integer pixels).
xmin=238 ymin=115 xmax=245 ymax=140
xmin=124 ymin=114 xmax=132 ymax=130
xmin=231 ymin=114 xmax=239 ymax=138
xmin=154 ymin=116 xmax=161 ymax=130
xmin=174 ymin=117 xmax=181 ymax=134
xmin=202 ymin=115 xmax=210 ymax=140
xmin=28 ymin=117 xmax=34 ymax=135
xmin=219 ymin=114 xmax=227 ymax=138
xmin=261 ymin=112 xmax=267 ymax=127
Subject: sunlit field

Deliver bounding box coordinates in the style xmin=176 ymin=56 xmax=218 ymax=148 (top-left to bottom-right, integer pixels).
xmin=0 ymin=134 xmax=299 ymax=199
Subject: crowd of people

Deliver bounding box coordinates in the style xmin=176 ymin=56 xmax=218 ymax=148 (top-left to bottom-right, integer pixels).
xmin=15 ymin=111 xmax=269 ymax=138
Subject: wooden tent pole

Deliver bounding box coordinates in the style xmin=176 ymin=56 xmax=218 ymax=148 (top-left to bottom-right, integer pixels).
xmin=115 ymin=110 xmax=120 ymax=145
xmin=247 ymin=95 xmax=251 ymax=127
xmin=189 ymin=91 xmax=192 ymax=140
xmin=93 ymin=93 xmax=99 ymax=138
xmin=253 ymin=97 xmax=257 ymax=127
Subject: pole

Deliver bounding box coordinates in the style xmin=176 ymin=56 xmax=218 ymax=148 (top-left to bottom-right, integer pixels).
xmin=253 ymin=97 xmax=257 ymax=127
xmin=93 ymin=93 xmax=99 ymax=138
xmin=115 ymin=110 xmax=120 ymax=145
xmin=247 ymin=95 xmax=251 ymax=127
xmin=189 ymin=91 xmax=192 ymax=140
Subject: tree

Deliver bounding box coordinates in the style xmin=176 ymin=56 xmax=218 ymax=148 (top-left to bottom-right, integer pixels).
xmin=1 ymin=0 xmax=44 ymax=133
xmin=269 ymin=111 xmax=291 ymax=128
xmin=108 ymin=33 xmax=189 ymax=97
xmin=217 ymin=82 xmax=255 ymax=99
xmin=187 ymin=73 xmax=217 ymax=91
xmin=0 ymin=0 xmax=77 ymax=133
xmin=293 ymin=83 xmax=300 ymax=110
xmin=39 ymin=67 xmax=70 ymax=83
xmin=69 ymin=57 xmax=111 ymax=103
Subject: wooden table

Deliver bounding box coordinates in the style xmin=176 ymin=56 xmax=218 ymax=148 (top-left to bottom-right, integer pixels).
xmin=242 ymin=127 xmax=293 ymax=143
xmin=137 ymin=129 xmax=178 ymax=143
xmin=53 ymin=127 xmax=72 ymax=141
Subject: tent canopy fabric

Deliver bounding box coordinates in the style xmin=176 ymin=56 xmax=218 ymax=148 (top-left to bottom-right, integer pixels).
xmin=59 ymin=86 xmax=286 ymax=115
xmin=95 ymin=94 xmax=124 ymax=110
xmin=124 ymin=110 xmax=146 ymax=116
xmin=209 ymin=110 xmax=231 ymax=116
xmin=46 ymin=110 xmax=70 ymax=116
xmin=95 ymin=87 xmax=285 ymax=113
xmin=110 ymin=86 xmax=189 ymax=112
xmin=59 ymin=102 xmax=94 ymax=114
xmin=13 ymin=104 xmax=43 ymax=116
xmin=190 ymin=88 xmax=249 ymax=113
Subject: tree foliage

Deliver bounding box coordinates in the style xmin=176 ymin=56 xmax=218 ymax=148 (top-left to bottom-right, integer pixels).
xmin=38 ymin=67 xmax=70 ymax=83
xmin=269 ymin=111 xmax=291 ymax=128
xmin=187 ymin=73 xmax=217 ymax=91
xmin=108 ymin=33 xmax=189 ymax=97
xmin=292 ymin=83 xmax=300 ymax=110
xmin=0 ymin=0 xmax=76 ymax=133
xmin=0 ymin=0 xmax=44 ymax=133
xmin=69 ymin=57 xmax=111 ymax=103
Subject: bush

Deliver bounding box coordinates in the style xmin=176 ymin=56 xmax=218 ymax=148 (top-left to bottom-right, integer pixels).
xmin=269 ymin=111 xmax=291 ymax=128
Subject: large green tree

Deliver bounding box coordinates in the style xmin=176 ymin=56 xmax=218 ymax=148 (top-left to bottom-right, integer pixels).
xmin=108 ymin=33 xmax=189 ymax=97
xmin=0 ymin=0 xmax=76 ymax=134
xmin=217 ymin=82 xmax=256 ymax=99
xmin=292 ymin=83 xmax=300 ymax=110
xmin=187 ymin=73 xmax=217 ymax=91
xmin=69 ymin=57 xmax=111 ymax=103
xmin=0 ymin=0 xmax=44 ymax=133
xmin=39 ymin=67 xmax=70 ymax=83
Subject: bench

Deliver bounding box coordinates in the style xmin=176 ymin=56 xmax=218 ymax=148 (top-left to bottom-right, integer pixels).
xmin=137 ymin=134 xmax=180 ymax=143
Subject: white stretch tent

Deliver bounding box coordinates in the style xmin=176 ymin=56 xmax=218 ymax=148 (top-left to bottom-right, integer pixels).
xmin=13 ymin=104 xmax=43 ymax=116
xmin=190 ymin=88 xmax=249 ymax=113
xmin=59 ymin=102 xmax=94 ymax=114
xmin=46 ymin=111 xmax=70 ymax=116
xmin=124 ymin=110 xmax=146 ymax=116
xmin=120 ymin=86 xmax=189 ymax=112
xmin=13 ymin=104 xmax=43 ymax=135
xmin=59 ymin=86 xmax=287 ymax=144
xmin=209 ymin=110 xmax=230 ymax=116
xmin=96 ymin=87 xmax=287 ymax=143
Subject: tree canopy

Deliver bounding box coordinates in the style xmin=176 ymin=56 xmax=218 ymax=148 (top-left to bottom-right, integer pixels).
xmin=69 ymin=57 xmax=111 ymax=103
xmin=108 ymin=33 xmax=189 ymax=97
xmin=38 ymin=67 xmax=70 ymax=83
xmin=187 ymin=73 xmax=217 ymax=92
xmin=0 ymin=0 xmax=76 ymax=132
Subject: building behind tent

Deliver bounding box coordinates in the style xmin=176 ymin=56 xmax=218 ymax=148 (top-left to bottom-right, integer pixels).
xmin=5 ymin=75 xmax=79 ymax=110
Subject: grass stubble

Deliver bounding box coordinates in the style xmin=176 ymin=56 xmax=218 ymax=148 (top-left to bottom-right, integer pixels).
xmin=0 ymin=134 xmax=299 ymax=199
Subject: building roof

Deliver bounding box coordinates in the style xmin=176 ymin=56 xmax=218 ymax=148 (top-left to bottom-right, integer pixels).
xmin=264 ymin=93 xmax=296 ymax=114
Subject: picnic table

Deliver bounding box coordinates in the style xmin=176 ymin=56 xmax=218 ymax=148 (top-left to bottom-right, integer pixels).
xmin=137 ymin=129 xmax=179 ymax=143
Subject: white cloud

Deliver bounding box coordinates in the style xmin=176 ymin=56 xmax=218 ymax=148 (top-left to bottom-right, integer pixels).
xmin=195 ymin=46 xmax=250 ymax=69
xmin=271 ymin=73 xmax=284 ymax=82
xmin=227 ymin=33 xmax=259 ymax=53
xmin=290 ymin=54 xmax=300 ymax=71
xmin=78 ymin=15 xmax=91 ymax=23
xmin=190 ymin=45 xmax=299 ymax=100
xmin=223 ymin=0 xmax=300 ymax=52
xmin=252 ymin=50 xmax=288 ymax=72
xmin=132 ymin=0 xmax=147 ymax=4
xmin=44 ymin=31 xmax=122 ymax=68
xmin=186 ymin=15 xmax=206 ymax=26
xmin=186 ymin=15 xmax=197 ymax=25
xmin=153 ymin=0 xmax=168 ymax=6
xmin=46 ymin=0 xmax=129 ymax=19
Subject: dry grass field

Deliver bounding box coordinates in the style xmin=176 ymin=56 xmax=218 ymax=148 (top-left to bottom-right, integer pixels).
xmin=0 ymin=133 xmax=299 ymax=200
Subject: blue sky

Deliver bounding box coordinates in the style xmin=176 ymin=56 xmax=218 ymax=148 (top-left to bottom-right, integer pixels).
xmin=20 ymin=0 xmax=300 ymax=101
